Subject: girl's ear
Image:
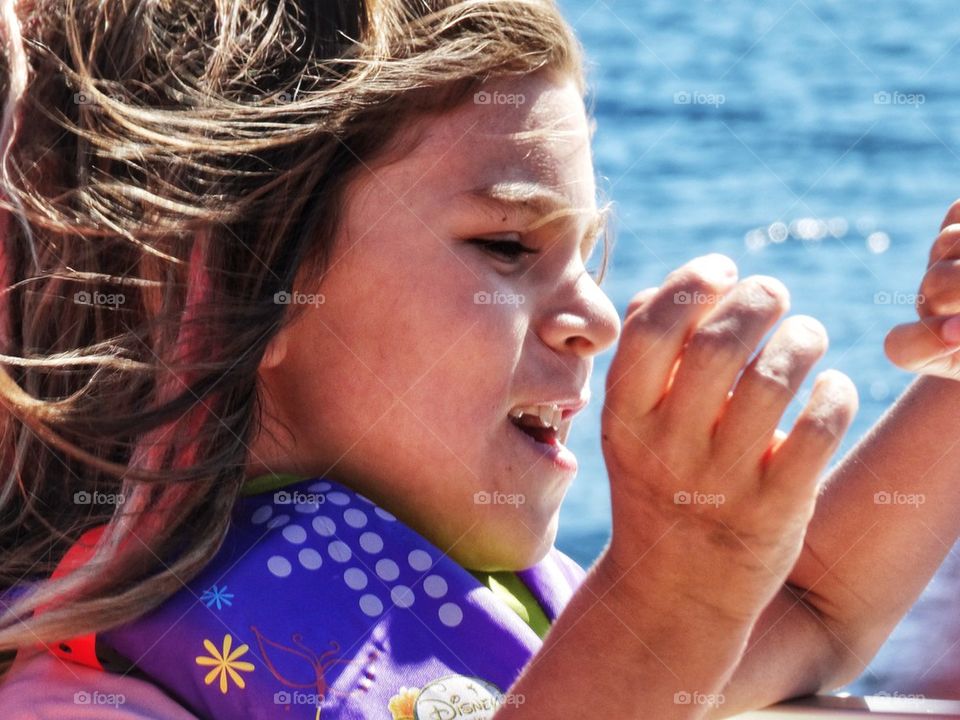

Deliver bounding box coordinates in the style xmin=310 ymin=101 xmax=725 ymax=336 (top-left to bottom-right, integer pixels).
xmin=261 ymin=326 xmax=290 ymax=371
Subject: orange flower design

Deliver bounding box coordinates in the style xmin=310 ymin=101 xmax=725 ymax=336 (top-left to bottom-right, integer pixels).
xmin=388 ymin=686 xmax=420 ymax=719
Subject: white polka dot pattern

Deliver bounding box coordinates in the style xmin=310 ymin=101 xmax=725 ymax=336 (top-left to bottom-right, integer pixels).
xmin=359 ymin=594 xmax=383 ymax=617
xmin=282 ymin=525 xmax=307 ymax=544
xmin=439 ymin=602 xmax=463 ymax=627
xmin=267 ymin=555 xmax=292 ymax=578
xmin=359 ymin=532 xmax=383 ymax=554
xmin=375 ymin=559 xmax=399 ymax=582
xmin=312 ymin=516 xmax=336 ymax=537
xmin=344 ymin=567 xmax=368 ymax=590
xmin=298 ymin=548 xmax=322 ymax=570
xmin=328 ymin=541 xmax=352 ymax=563
xmin=249 ymin=481 xmax=466 ymax=631
xmin=251 ymin=506 xmax=272 ymax=524
xmin=423 ymin=575 xmax=448 ymax=598
xmin=408 ymin=549 xmax=432 ymax=572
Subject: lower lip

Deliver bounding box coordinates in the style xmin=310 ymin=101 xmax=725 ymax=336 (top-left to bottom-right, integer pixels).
xmin=507 ymin=421 xmax=579 ymax=474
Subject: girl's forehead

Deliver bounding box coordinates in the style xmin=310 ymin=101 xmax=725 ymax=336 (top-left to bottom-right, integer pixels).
xmin=393 ymin=80 xmax=594 ymax=204
xmin=350 ymin=73 xmax=594 ymax=216
xmin=426 ymin=74 xmax=588 ymax=150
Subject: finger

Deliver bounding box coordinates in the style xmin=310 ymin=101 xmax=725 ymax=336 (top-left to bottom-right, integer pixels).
xmin=927 ymin=224 xmax=960 ymax=268
xmin=919 ymin=256 xmax=960 ymax=317
xmin=624 ymin=287 xmax=660 ymax=319
xmin=764 ymin=428 xmax=788 ymax=463
xmin=884 ymin=316 xmax=960 ymax=372
xmin=713 ymin=315 xmax=828 ymax=472
xmin=941 ymin=198 xmax=960 ymax=231
xmin=764 ymin=369 xmax=858 ymax=502
xmin=661 ymin=275 xmax=789 ymax=436
xmin=605 ymin=254 xmax=738 ymax=419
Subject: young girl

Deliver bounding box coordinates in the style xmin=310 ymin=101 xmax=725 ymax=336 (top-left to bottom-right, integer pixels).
xmin=1 ymin=1 xmax=959 ymax=718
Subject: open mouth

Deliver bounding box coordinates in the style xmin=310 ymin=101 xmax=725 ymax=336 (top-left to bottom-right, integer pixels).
xmin=509 ymin=414 xmax=559 ymax=445
xmin=506 ymin=400 xmax=582 ymax=473
xmin=508 ymin=402 xmax=567 ymax=446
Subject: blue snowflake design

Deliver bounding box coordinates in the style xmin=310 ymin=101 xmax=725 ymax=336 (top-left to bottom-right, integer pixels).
xmin=200 ymin=583 xmax=234 ymax=611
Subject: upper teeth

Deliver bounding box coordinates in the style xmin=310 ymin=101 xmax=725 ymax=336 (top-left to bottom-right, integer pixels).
xmin=509 ymin=403 xmax=562 ymax=431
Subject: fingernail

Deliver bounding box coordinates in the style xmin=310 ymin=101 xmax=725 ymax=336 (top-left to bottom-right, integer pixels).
xmin=690 ymin=254 xmax=737 ymax=283
xmin=942 ymin=315 xmax=960 ymax=345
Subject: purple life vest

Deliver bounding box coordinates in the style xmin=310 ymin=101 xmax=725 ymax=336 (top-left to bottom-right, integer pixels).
xmin=82 ymin=477 xmax=585 ymax=719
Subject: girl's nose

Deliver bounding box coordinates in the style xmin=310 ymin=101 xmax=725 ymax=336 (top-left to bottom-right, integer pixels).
xmin=538 ymin=270 xmax=622 ymax=357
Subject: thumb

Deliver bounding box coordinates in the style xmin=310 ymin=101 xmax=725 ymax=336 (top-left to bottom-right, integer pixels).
xmin=884 ymin=316 xmax=960 ymax=373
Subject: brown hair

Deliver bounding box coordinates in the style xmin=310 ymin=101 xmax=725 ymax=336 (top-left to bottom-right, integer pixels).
xmin=0 ymin=0 xmax=608 ymax=673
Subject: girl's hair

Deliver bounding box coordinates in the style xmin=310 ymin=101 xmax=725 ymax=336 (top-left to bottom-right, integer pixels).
xmin=0 ymin=0 xmax=608 ymax=673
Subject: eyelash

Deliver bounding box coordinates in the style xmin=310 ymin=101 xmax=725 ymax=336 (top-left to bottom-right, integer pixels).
xmin=471 ymin=238 xmax=539 ymax=262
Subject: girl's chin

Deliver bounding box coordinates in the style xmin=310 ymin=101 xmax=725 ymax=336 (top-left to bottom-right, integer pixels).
xmin=458 ymin=515 xmax=560 ymax=572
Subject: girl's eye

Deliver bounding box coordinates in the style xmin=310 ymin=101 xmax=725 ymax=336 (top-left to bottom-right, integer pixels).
xmin=471 ymin=238 xmax=539 ymax=262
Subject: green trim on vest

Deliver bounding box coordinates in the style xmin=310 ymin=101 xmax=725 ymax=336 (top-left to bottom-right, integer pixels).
xmin=240 ymin=472 xmax=304 ymax=496
xmin=469 ymin=569 xmax=551 ymax=639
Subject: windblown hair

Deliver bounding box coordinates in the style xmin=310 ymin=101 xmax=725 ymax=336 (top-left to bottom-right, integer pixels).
xmin=0 ymin=0 xmax=606 ymax=674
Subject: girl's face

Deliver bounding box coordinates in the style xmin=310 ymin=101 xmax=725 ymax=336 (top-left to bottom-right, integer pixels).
xmin=254 ymin=71 xmax=621 ymax=571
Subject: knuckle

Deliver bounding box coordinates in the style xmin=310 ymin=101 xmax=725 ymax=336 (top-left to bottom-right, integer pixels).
xmin=795 ymin=412 xmax=839 ymax=444
xmin=749 ymin=366 xmax=797 ymax=406
xmin=687 ymin=324 xmax=743 ymax=362
xmin=680 ymin=335 xmax=742 ymax=380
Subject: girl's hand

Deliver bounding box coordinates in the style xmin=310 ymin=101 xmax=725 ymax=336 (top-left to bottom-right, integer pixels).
xmin=600 ymin=254 xmax=858 ymax=623
xmin=885 ymin=200 xmax=960 ymax=377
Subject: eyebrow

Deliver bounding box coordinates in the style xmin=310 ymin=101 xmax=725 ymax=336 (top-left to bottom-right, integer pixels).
xmin=457 ymin=182 xmax=607 ymax=253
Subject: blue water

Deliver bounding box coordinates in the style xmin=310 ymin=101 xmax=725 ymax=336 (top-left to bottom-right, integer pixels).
xmin=553 ymin=0 xmax=960 ymax=695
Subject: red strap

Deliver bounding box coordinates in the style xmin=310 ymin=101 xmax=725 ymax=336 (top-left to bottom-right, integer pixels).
xmin=35 ymin=525 xmax=108 ymax=671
